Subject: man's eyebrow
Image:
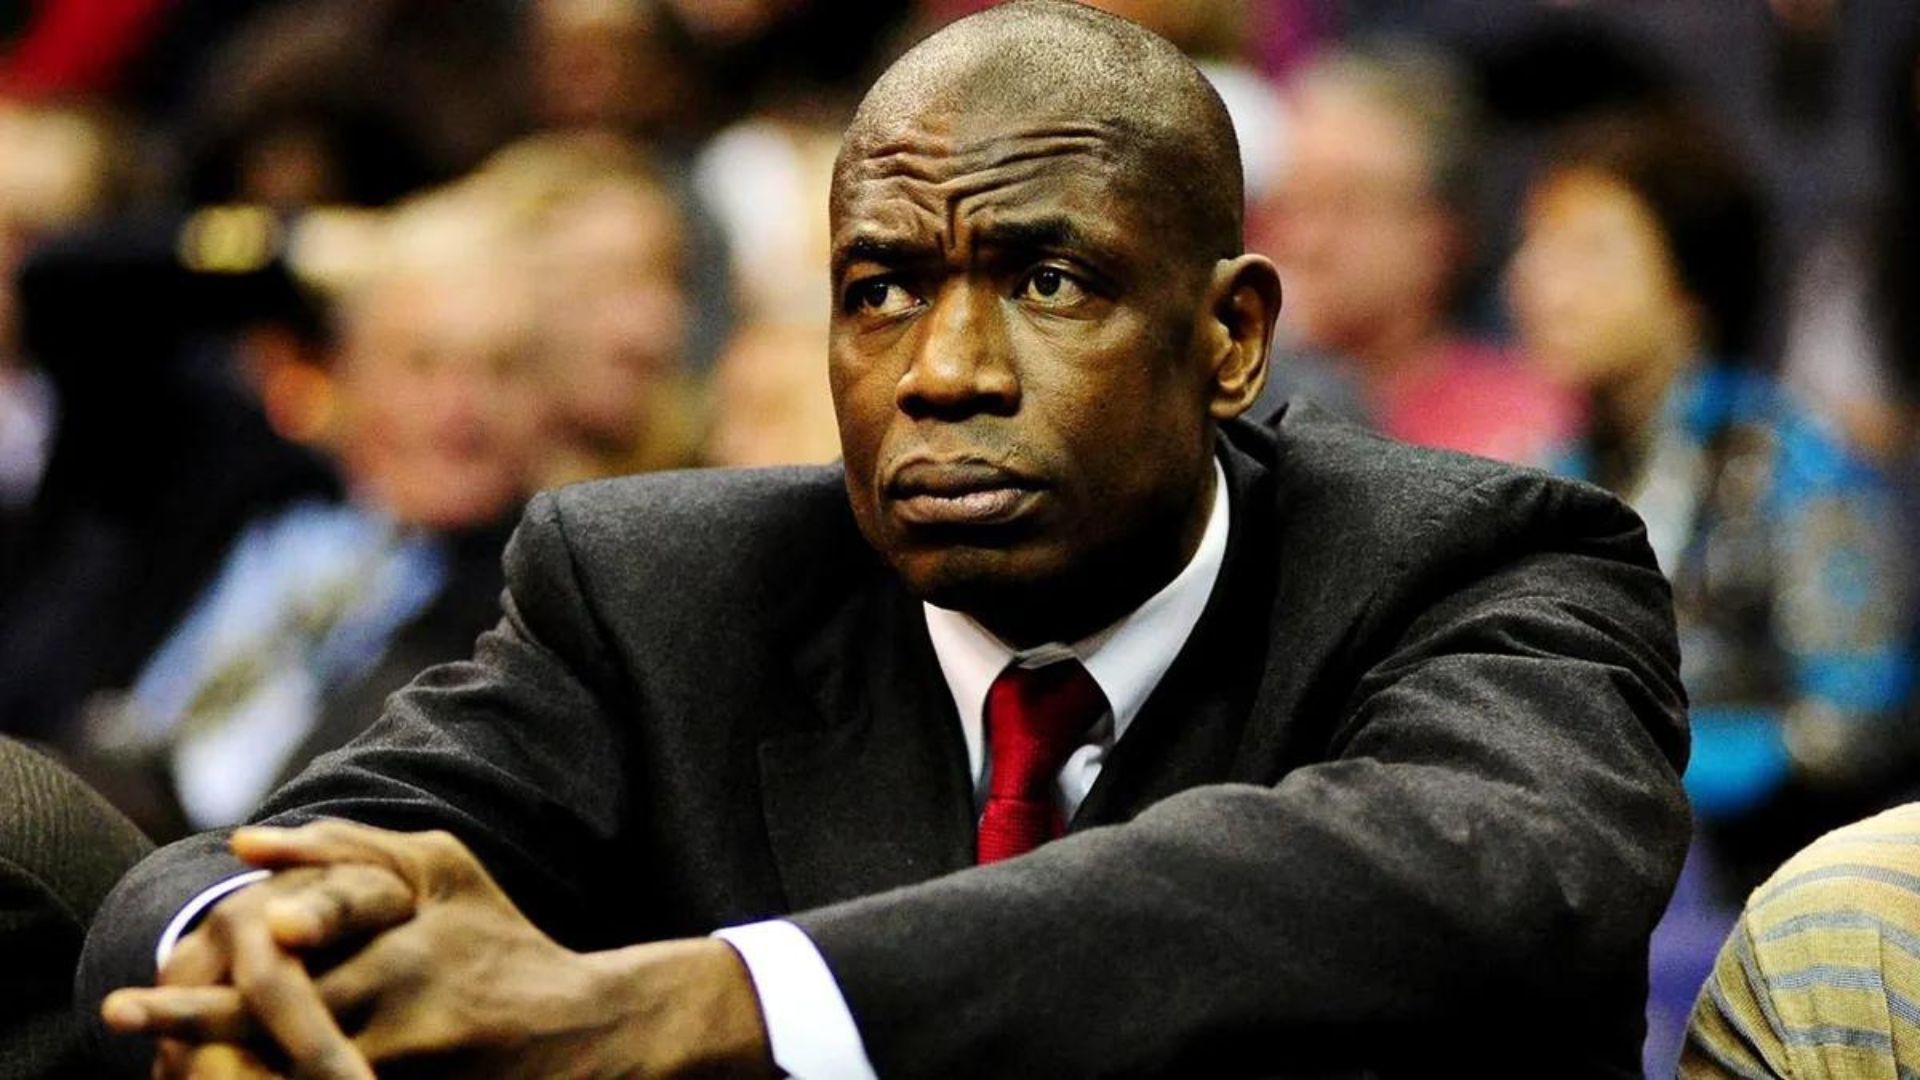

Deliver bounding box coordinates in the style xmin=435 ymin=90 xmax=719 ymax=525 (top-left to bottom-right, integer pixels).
xmin=832 ymin=235 xmax=928 ymax=279
xmin=831 ymin=217 xmax=1115 ymax=279
xmin=971 ymin=216 xmax=1088 ymax=254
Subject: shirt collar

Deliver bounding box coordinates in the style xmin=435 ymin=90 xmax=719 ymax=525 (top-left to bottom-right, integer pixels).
xmin=923 ymin=457 xmax=1232 ymax=777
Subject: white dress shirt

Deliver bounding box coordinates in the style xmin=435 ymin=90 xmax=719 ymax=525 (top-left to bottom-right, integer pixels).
xmin=717 ymin=458 xmax=1230 ymax=1078
xmin=163 ymin=460 xmax=1232 ymax=1080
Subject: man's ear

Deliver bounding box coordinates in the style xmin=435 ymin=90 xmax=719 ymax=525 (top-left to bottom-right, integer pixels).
xmin=1202 ymin=253 xmax=1282 ymax=421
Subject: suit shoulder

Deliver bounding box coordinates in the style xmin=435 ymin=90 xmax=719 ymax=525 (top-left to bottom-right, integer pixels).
xmin=511 ymin=465 xmax=875 ymax=630
xmin=1262 ymin=408 xmax=1649 ymax=568
xmin=539 ymin=465 xmax=855 ymax=563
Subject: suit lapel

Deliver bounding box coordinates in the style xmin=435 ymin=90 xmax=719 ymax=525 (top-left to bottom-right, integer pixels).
xmin=1072 ymin=425 xmax=1280 ymax=828
xmin=757 ymin=573 xmax=975 ymax=912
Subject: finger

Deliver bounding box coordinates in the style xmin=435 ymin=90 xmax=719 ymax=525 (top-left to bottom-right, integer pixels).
xmin=259 ymin=864 xmax=414 ymax=950
xmin=104 ymin=986 xmax=256 ymax=1042
xmin=235 ymin=823 xmax=484 ymax=896
xmin=231 ymin=822 xmax=411 ymax=874
xmin=164 ymin=869 xmax=334 ymax=987
xmin=228 ymin=916 xmax=372 ymax=1080
xmin=159 ymin=929 xmax=229 ymax=987
xmin=311 ymin=924 xmax=424 ymax=1019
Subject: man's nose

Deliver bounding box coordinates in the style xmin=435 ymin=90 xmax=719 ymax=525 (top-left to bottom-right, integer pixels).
xmin=895 ymin=281 xmax=1019 ymax=419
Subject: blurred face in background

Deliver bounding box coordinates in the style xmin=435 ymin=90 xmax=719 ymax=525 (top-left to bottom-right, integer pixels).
xmin=1259 ymin=80 xmax=1457 ymax=357
xmin=706 ymin=321 xmax=840 ymax=467
xmin=532 ymin=183 xmax=689 ymax=452
xmin=1506 ymin=168 xmax=1699 ymax=392
xmin=333 ymin=267 xmax=546 ymax=529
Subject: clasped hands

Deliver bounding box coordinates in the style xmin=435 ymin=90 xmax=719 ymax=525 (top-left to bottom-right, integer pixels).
xmin=102 ymin=821 xmax=773 ymax=1079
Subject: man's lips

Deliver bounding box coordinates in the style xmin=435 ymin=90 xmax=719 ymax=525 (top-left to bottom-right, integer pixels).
xmin=885 ymin=460 xmax=1045 ymax=527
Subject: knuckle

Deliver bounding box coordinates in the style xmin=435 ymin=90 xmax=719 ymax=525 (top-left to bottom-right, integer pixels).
xmin=339 ymin=864 xmax=408 ymax=913
xmin=385 ymin=930 xmax=430 ymax=974
xmin=417 ymin=829 xmax=464 ymax=858
xmin=340 ymin=861 xmax=398 ymax=890
xmin=261 ymin=868 xmax=316 ymax=898
xmin=311 ymin=886 xmax=354 ymax=928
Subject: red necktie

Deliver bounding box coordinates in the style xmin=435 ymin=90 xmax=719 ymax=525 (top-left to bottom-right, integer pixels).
xmin=975 ymin=659 xmax=1109 ymax=864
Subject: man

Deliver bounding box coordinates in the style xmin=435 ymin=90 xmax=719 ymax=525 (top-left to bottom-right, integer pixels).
xmin=87 ymin=3 xmax=1690 ymax=1077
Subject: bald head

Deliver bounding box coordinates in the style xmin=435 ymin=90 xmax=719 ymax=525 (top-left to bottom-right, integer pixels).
xmin=837 ymin=0 xmax=1244 ymax=260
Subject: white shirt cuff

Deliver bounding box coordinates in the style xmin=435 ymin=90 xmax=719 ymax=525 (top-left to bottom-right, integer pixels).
xmin=156 ymin=869 xmax=272 ymax=970
xmin=713 ymin=919 xmax=878 ymax=1080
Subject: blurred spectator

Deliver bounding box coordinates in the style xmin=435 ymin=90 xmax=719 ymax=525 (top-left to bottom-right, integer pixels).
xmin=67 ymin=188 xmax=547 ymax=839
xmin=1252 ymin=44 xmax=1581 ymax=466
xmin=1511 ymin=107 xmax=1913 ymax=869
xmin=706 ymin=320 xmax=839 ymax=468
xmin=0 ymin=206 xmax=339 ymax=747
xmin=475 ymin=134 xmax=706 ymax=487
xmin=1507 ymin=108 xmax=1917 ymax=1071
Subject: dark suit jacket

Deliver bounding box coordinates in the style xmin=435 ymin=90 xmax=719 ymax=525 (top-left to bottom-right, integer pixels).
xmin=0 ymin=737 xmax=152 ymax=1079
xmin=80 ymin=409 xmax=1691 ymax=1078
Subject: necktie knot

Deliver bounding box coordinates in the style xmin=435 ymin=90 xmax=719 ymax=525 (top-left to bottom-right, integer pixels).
xmin=976 ymin=658 xmax=1108 ymax=864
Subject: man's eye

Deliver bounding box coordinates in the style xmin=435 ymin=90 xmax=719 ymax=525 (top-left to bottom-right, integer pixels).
xmin=850 ymin=279 xmax=918 ymax=316
xmin=1017 ymin=267 xmax=1088 ymax=306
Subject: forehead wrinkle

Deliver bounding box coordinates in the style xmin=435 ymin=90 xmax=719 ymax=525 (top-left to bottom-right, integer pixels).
xmin=849 ymin=115 xmax=1126 ymax=186
xmin=947 ymin=169 xmax=1122 ymax=251
xmin=838 ymin=156 xmax=1123 ymax=273
xmin=840 ymin=125 xmax=1130 ymax=254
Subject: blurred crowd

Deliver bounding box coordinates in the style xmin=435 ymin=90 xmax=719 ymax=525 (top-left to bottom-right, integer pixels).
xmin=1 ymin=0 xmax=1918 ymax=1071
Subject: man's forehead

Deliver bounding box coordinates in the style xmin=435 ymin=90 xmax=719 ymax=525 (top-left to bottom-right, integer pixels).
xmin=832 ymin=111 xmax=1145 ymax=226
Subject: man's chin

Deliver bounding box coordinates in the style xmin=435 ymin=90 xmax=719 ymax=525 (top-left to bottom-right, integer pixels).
xmin=893 ymin=548 xmax=1056 ymax=620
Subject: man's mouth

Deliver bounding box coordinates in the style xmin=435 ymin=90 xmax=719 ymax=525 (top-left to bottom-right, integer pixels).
xmin=886 ymin=460 xmax=1044 ymax=527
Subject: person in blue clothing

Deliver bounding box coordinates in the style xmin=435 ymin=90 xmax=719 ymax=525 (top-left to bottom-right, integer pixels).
xmin=1511 ymin=107 xmax=1914 ymax=872
xmin=1507 ymin=105 xmax=1918 ymax=1069
xmin=1505 ymin=105 xmax=1912 ymax=883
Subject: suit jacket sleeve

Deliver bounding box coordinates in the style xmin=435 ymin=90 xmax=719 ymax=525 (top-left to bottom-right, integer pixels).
xmin=78 ymin=491 xmax=634 ymax=1009
xmin=789 ymin=470 xmax=1691 ymax=1076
